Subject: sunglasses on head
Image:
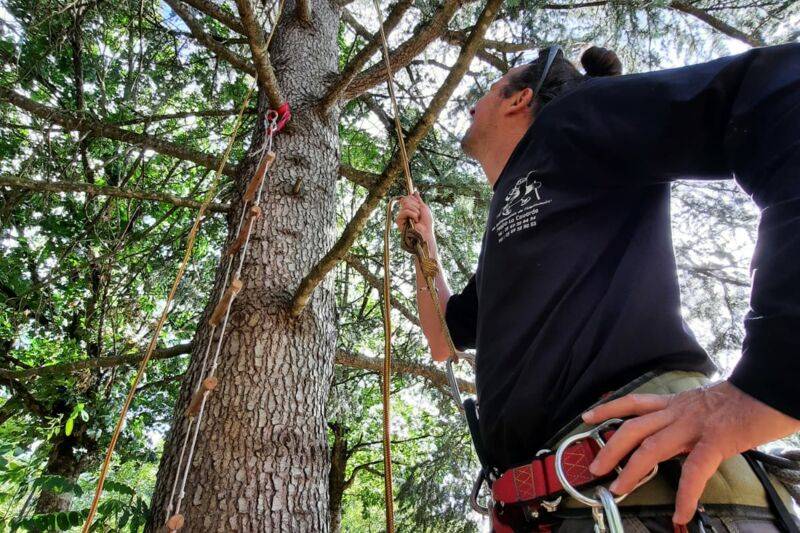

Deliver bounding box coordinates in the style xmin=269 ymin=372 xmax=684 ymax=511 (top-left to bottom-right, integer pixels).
xmin=533 ymin=45 xmax=562 ymax=98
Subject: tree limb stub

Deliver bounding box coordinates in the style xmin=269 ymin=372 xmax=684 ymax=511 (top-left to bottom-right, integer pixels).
xmin=290 ymin=0 xmax=504 ymax=317
xmin=0 ymin=88 xmax=236 ymax=176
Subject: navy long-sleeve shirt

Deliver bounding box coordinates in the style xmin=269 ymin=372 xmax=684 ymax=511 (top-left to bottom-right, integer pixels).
xmin=444 ymin=43 xmax=800 ymax=470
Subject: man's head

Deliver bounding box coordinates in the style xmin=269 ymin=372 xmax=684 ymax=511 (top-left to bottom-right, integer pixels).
xmin=461 ymin=46 xmax=622 ymax=175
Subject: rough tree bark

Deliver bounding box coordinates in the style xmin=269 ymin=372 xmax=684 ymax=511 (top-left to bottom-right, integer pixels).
xmin=146 ymin=0 xmax=341 ymax=530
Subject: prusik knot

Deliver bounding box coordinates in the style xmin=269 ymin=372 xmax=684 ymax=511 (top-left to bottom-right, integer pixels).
xmin=401 ymin=225 xmax=424 ymax=254
xmin=418 ymin=257 xmax=439 ymax=278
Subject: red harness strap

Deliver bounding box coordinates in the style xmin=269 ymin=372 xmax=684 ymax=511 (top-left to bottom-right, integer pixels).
xmin=492 ymin=430 xmax=616 ymax=507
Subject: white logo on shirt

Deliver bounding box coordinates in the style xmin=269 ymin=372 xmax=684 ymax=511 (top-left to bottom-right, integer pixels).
xmin=491 ymin=171 xmax=552 ymax=243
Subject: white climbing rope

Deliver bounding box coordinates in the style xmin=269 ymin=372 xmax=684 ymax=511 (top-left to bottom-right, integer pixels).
xmin=164 ymin=114 xmax=279 ymax=531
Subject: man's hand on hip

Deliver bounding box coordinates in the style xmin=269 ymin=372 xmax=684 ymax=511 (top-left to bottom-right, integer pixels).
xmin=581 ymin=381 xmax=800 ymax=525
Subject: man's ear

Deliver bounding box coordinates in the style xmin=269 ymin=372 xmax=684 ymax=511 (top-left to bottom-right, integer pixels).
xmin=506 ymin=88 xmax=534 ymax=116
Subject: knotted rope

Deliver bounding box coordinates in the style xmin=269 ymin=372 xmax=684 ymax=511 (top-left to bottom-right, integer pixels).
xmin=83 ymin=3 xmax=287 ymax=529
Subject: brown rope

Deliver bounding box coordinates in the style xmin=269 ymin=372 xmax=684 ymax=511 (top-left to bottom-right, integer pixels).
xmin=382 ymin=198 xmax=398 ymax=532
xmin=371 ymin=1 xmax=462 ymax=529
xmin=81 ymin=84 xmax=256 ymax=533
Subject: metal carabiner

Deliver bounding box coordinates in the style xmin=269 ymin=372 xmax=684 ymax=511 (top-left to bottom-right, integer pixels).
xmin=445 ymin=352 xmax=476 ymax=410
xmin=470 ymin=470 xmax=491 ymax=516
xmin=593 ymin=486 xmax=624 ymax=533
xmin=555 ymin=418 xmax=659 ymax=508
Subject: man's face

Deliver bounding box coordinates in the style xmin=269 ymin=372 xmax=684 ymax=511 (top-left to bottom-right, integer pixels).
xmin=461 ymin=66 xmax=527 ymax=158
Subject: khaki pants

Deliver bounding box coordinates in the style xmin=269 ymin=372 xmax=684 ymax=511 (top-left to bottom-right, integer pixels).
xmin=552 ymin=505 xmax=791 ymax=533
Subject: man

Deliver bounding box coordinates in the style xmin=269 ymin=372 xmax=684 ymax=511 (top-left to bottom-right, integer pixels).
xmin=396 ymin=43 xmax=800 ymax=531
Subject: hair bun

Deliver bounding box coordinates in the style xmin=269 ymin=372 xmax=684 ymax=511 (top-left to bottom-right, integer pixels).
xmin=580 ymin=46 xmax=622 ymax=77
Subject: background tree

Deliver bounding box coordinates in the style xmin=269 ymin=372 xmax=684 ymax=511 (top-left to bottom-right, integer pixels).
xmin=0 ymin=0 xmax=796 ymax=530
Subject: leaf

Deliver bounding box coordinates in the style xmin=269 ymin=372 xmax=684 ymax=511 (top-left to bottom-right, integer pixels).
xmin=65 ymin=417 xmax=74 ymax=436
xmin=68 ymin=511 xmax=84 ymax=527
xmin=55 ymin=512 xmax=70 ymax=531
xmin=104 ymin=480 xmax=135 ymax=496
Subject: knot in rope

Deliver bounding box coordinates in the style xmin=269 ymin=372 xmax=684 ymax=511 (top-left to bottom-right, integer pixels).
xmin=418 ymin=257 xmax=439 ymax=278
xmin=400 ymin=224 xmax=424 ymax=254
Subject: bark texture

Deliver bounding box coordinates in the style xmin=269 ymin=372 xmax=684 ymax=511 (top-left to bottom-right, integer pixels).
xmin=147 ymin=0 xmax=340 ymax=530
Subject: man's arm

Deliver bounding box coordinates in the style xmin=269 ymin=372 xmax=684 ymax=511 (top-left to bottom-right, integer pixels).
xmin=396 ymin=192 xmax=456 ymax=362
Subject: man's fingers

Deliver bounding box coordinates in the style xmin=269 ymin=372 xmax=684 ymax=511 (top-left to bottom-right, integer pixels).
xmin=396 ymin=207 xmax=420 ymax=226
xmin=589 ymin=410 xmax=672 ymax=477
xmin=673 ymin=443 xmax=723 ymax=525
xmin=608 ymin=424 xmax=689 ymax=494
xmin=583 ymin=393 xmax=672 ymax=424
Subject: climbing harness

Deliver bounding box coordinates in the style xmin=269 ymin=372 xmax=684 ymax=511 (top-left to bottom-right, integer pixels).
xmin=554 ymin=419 xmax=658 ymax=509
xmin=554 ymin=420 xmax=657 ymax=533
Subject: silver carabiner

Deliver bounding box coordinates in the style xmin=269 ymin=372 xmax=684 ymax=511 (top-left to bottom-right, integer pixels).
xmin=593 ymin=486 xmax=624 ymax=533
xmin=555 ymin=418 xmax=659 ymax=508
xmin=445 ymin=352 xmax=476 ymax=410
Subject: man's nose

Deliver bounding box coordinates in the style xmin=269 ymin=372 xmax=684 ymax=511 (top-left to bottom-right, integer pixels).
xmin=469 ymin=108 xmax=475 ymax=117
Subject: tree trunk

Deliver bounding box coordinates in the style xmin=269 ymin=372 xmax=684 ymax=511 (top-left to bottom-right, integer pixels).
xmin=148 ymin=1 xmax=341 ymax=530
xmin=34 ymin=422 xmax=95 ymax=514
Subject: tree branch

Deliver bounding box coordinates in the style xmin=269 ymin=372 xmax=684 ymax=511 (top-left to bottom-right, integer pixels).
xmin=321 ymin=0 xmax=415 ymax=111
xmin=340 ymin=8 xmax=373 ymax=41
xmin=669 ymin=0 xmax=764 ymax=46
xmin=0 ymin=342 xmax=474 ymax=395
xmin=0 ymin=343 xmax=194 ymax=381
xmin=0 ymin=376 xmax=48 ymax=419
xmin=540 ymin=0 xmax=763 ymax=46
xmin=165 ymin=0 xmax=257 ymax=76
xmin=442 ymin=28 xmax=539 ymax=53
xmin=0 ymin=175 xmax=231 ymax=213
xmin=182 ymin=0 xmax=246 ymax=34
xmin=234 ymin=0 xmax=283 ymax=108
xmin=114 ymin=107 xmax=256 ymax=125
xmin=291 ymin=0 xmax=503 ymax=316
xmin=344 ymin=254 xmax=420 ymax=327
xmin=336 ymin=348 xmax=475 ymax=394
xmin=339 ymin=163 xmax=380 ymax=189
xmin=0 ymin=87 xmax=236 ymax=176
xmin=341 ymin=0 xmax=463 ymax=101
